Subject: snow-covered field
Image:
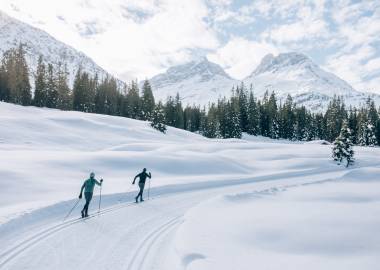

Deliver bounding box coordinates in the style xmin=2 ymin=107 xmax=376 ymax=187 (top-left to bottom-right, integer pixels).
xmin=0 ymin=101 xmax=379 ymax=270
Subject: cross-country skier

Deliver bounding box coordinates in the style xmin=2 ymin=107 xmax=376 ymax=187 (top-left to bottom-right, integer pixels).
xmin=132 ymin=168 xmax=152 ymax=203
xmin=79 ymin=172 xmax=103 ymax=218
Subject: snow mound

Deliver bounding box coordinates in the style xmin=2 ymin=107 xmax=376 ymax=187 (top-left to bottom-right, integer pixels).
xmin=172 ymin=177 xmax=380 ymax=270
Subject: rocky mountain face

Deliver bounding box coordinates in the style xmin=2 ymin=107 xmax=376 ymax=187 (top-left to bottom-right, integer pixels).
xmin=149 ymin=57 xmax=238 ymax=106
xmin=0 ymin=11 xmax=115 ymax=88
xmin=243 ymin=52 xmax=377 ymax=110
xmin=150 ymin=52 xmax=380 ymax=111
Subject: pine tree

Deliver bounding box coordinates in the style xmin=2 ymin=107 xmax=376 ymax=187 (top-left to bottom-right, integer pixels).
xmin=141 ymin=80 xmax=155 ymax=120
xmin=16 ymin=44 xmax=32 ymax=106
xmin=151 ymin=102 xmax=167 ymax=133
xmin=0 ymin=64 xmax=10 ymax=102
xmin=2 ymin=45 xmax=31 ymax=105
xmin=33 ymin=55 xmax=47 ymax=107
xmin=280 ymin=95 xmax=295 ymax=139
xmin=358 ymin=121 xmax=377 ymax=146
xmin=73 ymin=69 xmax=95 ymax=112
xmin=246 ymin=91 xmax=259 ymax=135
xmin=73 ymin=68 xmax=85 ymax=111
xmin=332 ymin=120 xmax=354 ymax=167
xmin=325 ymin=96 xmax=346 ymax=141
xmin=270 ymin=118 xmax=280 ymax=139
xmin=227 ymin=100 xmax=242 ymax=139
xmin=201 ymin=104 xmax=220 ymax=138
xmin=95 ymin=76 xmax=119 ymax=115
xmin=174 ymin=93 xmax=184 ymax=129
xmin=236 ymin=83 xmax=248 ymax=132
xmin=125 ymin=80 xmax=140 ymax=118
xmin=46 ymin=64 xmax=58 ymax=108
xmin=56 ymin=63 xmax=72 ymax=110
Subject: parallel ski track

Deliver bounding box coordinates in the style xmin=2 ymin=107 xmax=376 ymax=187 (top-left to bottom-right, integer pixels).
xmin=0 ymin=167 xmax=346 ymax=269
xmin=126 ymin=216 xmax=182 ymax=270
xmin=0 ymin=200 xmax=139 ymax=269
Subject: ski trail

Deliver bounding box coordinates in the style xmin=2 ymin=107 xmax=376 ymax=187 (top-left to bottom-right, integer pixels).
xmin=0 ymin=201 xmax=137 ymax=268
xmin=126 ymin=216 xmax=182 ymax=270
xmin=0 ymin=168 xmax=352 ymax=270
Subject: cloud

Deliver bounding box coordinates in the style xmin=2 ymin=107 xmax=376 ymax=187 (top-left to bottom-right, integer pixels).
xmin=0 ymin=0 xmax=220 ymax=81
xmin=208 ymin=37 xmax=278 ymax=79
xmin=263 ymin=19 xmax=327 ymax=43
xmin=1 ymin=0 xmax=380 ymax=93
xmin=322 ymin=1 xmax=380 ymax=93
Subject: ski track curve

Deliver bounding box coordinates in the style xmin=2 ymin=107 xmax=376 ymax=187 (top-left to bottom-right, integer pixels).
xmin=0 ymin=167 xmax=350 ymax=270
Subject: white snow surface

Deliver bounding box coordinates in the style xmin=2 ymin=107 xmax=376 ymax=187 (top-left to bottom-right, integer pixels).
xmin=0 ymin=102 xmax=379 ymax=270
xmin=0 ymin=11 xmax=121 ymax=88
xmin=149 ymin=53 xmax=380 ymax=111
xmin=148 ymin=57 xmax=238 ymax=106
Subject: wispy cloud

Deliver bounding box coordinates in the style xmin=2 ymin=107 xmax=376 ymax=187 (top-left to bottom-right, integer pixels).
xmin=1 ymin=0 xmax=379 ymax=93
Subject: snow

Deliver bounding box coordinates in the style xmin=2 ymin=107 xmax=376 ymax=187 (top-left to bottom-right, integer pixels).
xmin=1 ymin=101 xmax=380 ymax=270
xmin=0 ymin=10 xmax=121 ymax=88
xmin=149 ymin=52 xmax=380 ymax=111
xmin=149 ymin=57 xmax=238 ymax=105
xmin=172 ymin=173 xmax=380 ymax=270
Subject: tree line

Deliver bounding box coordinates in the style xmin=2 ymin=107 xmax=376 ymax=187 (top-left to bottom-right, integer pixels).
xmin=197 ymin=85 xmax=380 ymax=147
xmin=0 ymin=45 xmax=379 ymax=146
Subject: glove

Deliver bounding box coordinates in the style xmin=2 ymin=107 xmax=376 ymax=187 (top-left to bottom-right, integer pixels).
xmin=132 ymin=181 xmax=135 ymax=185
xmin=100 ymin=179 xmax=103 ymax=183
xmin=79 ymin=193 xmax=82 ymax=199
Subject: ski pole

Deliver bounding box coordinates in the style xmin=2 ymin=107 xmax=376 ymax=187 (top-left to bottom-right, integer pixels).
xmin=98 ymin=181 xmax=103 ymax=216
xmin=63 ymin=199 xmax=80 ymax=222
xmin=148 ymin=178 xmax=151 ymax=200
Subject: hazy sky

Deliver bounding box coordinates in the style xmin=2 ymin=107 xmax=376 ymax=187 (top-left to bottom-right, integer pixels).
xmin=1 ymin=0 xmax=380 ymax=93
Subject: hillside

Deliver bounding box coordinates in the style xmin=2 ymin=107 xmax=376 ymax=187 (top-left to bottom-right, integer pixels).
xmin=0 ymin=11 xmax=117 ymax=87
xmin=148 ymin=53 xmax=380 ymax=111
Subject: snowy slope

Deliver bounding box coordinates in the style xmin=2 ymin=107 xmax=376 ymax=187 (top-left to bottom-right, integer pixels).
xmin=244 ymin=53 xmax=380 ymax=110
xmin=0 ymin=11 xmax=119 ymax=88
xmin=0 ymin=101 xmax=379 ymax=270
xmin=172 ymin=170 xmax=380 ymax=270
xmin=149 ymin=57 xmax=238 ymax=105
xmin=149 ymin=53 xmax=380 ymax=110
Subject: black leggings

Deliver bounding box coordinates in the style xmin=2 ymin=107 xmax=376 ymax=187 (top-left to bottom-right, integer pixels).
xmin=136 ymin=182 xmax=145 ymax=201
xmin=82 ymin=192 xmax=93 ymax=215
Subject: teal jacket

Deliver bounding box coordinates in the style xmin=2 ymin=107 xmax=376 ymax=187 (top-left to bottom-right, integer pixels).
xmin=80 ymin=177 xmax=101 ymax=194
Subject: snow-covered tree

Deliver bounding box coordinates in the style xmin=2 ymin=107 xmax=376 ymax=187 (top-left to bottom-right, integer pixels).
xmin=332 ymin=121 xmax=354 ymax=167
xmin=151 ymin=102 xmax=166 ymax=133
xmin=270 ymin=118 xmax=280 ymax=139
xmin=358 ymin=121 xmax=377 ymax=146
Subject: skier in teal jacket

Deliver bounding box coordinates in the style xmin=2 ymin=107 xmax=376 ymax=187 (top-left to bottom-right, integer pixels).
xmin=79 ymin=172 xmax=103 ymax=218
xmin=133 ymin=168 xmax=151 ymax=203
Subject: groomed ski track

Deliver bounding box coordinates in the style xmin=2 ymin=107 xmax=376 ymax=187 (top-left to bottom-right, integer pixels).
xmin=0 ymin=167 xmax=347 ymax=270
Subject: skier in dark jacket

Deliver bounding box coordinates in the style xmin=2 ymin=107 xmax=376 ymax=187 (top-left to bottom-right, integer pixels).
xmin=79 ymin=172 xmax=103 ymax=218
xmin=133 ymin=168 xmax=152 ymax=203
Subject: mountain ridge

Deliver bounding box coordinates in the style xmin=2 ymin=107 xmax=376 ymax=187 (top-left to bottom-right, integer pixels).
xmin=149 ymin=52 xmax=380 ymax=111
xmin=0 ymin=10 xmax=122 ymax=88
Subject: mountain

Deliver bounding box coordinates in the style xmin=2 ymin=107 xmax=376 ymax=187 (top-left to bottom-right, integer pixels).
xmin=149 ymin=57 xmax=238 ymax=106
xmin=149 ymin=52 xmax=380 ymax=110
xmin=243 ymin=52 xmax=380 ymax=110
xmin=0 ymin=11 xmax=118 ymax=88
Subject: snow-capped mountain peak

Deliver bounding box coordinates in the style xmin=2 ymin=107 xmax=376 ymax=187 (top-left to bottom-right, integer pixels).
xmin=242 ymin=52 xmax=376 ymax=110
xmin=157 ymin=57 xmax=232 ymax=86
xmin=149 ymin=57 xmax=237 ymax=105
xmin=149 ymin=52 xmax=380 ymax=110
xmin=252 ymin=52 xmax=314 ymax=76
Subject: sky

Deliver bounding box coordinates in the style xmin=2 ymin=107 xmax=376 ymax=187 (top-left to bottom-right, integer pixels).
xmin=0 ymin=0 xmax=380 ymax=93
